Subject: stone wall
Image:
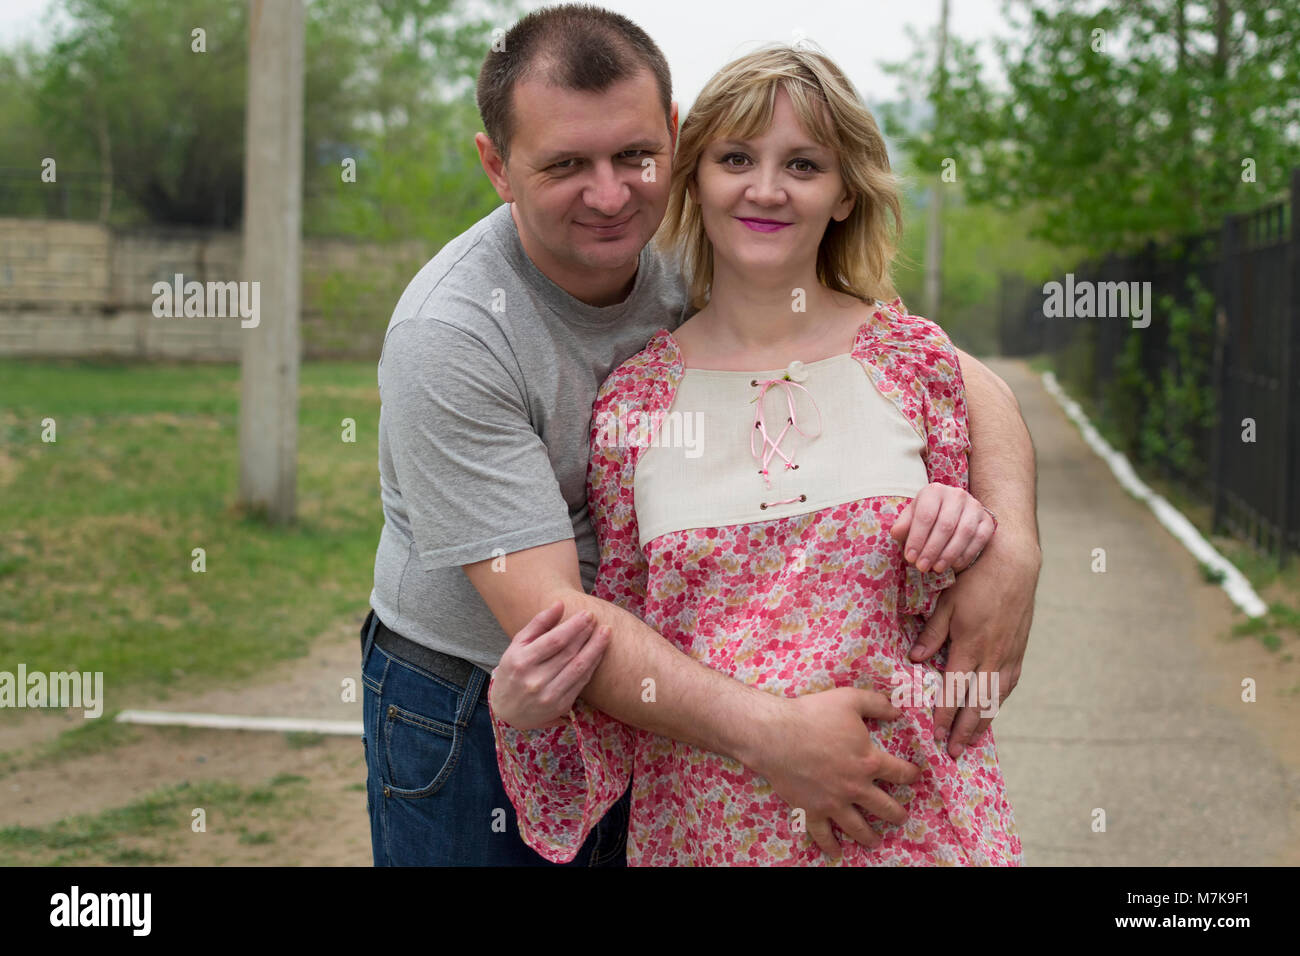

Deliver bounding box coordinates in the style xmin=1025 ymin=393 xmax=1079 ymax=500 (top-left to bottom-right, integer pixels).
xmin=0 ymin=218 xmax=433 ymax=360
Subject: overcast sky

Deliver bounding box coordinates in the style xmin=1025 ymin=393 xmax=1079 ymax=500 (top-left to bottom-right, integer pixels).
xmin=0 ymin=0 xmax=1013 ymax=108
xmin=524 ymin=0 xmax=1012 ymax=111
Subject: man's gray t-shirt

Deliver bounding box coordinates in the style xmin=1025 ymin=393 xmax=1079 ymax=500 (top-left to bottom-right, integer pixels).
xmin=370 ymin=202 xmax=693 ymax=673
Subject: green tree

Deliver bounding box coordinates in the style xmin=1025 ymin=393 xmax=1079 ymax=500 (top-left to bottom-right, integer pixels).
xmin=15 ymin=0 xmax=515 ymax=236
xmin=884 ymin=0 xmax=1300 ymax=256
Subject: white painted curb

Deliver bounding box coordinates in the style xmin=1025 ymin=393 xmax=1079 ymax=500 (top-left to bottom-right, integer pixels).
xmin=1041 ymin=371 xmax=1268 ymax=618
xmin=115 ymin=710 xmax=363 ymax=736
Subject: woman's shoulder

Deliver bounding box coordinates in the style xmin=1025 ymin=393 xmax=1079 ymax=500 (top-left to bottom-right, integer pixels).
xmin=594 ymin=328 xmax=679 ymax=409
xmin=861 ymin=298 xmax=962 ymax=376
xmin=864 ymin=298 xmax=956 ymax=350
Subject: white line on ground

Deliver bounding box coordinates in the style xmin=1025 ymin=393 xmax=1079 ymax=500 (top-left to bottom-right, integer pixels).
xmin=115 ymin=710 xmax=363 ymax=736
xmin=1041 ymin=371 xmax=1267 ymax=618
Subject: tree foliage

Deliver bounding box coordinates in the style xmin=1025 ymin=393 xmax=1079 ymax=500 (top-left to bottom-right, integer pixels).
xmin=2 ymin=0 xmax=517 ymax=236
xmin=883 ymin=0 xmax=1300 ymax=255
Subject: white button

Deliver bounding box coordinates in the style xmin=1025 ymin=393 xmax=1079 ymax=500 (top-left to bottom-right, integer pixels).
xmin=785 ymin=360 xmax=808 ymax=382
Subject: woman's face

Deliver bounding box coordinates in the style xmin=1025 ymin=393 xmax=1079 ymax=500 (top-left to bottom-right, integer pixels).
xmin=689 ymin=86 xmax=854 ymax=282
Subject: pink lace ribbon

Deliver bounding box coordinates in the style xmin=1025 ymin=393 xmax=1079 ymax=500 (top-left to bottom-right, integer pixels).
xmin=751 ymin=376 xmax=823 ymax=506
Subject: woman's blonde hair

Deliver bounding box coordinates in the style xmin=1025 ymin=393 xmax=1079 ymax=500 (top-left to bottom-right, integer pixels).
xmin=655 ymin=43 xmax=903 ymax=311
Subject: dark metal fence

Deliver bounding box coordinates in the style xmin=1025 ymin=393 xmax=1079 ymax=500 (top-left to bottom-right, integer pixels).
xmin=1000 ymin=169 xmax=1299 ymax=565
xmin=0 ymin=167 xmax=108 ymax=221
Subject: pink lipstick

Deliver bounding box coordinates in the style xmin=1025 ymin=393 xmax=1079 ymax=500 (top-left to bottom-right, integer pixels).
xmin=738 ymin=217 xmax=792 ymax=233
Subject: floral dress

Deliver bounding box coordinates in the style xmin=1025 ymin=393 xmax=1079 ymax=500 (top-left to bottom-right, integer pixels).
xmin=488 ymin=298 xmax=1022 ymax=866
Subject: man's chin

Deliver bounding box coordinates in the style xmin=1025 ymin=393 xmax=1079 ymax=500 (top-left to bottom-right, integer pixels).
xmin=574 ymin=242 xmax=642 ymax=272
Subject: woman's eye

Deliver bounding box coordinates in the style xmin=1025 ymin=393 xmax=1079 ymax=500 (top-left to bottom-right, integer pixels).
xmin=718 ymin=153 xmax=819 ymax=173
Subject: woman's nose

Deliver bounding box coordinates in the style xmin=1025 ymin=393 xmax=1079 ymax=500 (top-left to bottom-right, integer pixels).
xmin=745 ymin=171 xmax=786 ymax=206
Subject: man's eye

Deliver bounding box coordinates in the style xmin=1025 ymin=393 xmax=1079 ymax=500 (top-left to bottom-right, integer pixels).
xmin=551 ymin=159 xmax=577 ymax=170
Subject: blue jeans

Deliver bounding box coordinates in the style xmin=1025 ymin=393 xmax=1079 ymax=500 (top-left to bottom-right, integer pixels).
xmin=361 ymin=610 xmax=630 ymax=866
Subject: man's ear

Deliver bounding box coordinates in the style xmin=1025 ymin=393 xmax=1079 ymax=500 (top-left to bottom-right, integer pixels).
xmin=669 ymin=100 xmax=680 ymax=151
xmin=474 ymin=132 xmax=515 ymax=203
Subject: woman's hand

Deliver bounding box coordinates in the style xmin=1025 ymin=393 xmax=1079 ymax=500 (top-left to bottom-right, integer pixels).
xmin=489 ymin=600 xmax=611 ymax=731
xmin=890 ymin=483 xmax=997 ymax=574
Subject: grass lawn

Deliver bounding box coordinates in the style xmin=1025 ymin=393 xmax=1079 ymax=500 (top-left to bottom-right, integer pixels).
xmin=0 ymin=357 xmax=381 ymax=698
xmin=0 ymin=772 xmax=313 ymax=866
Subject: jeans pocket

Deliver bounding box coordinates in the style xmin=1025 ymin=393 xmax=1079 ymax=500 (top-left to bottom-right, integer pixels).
xmin=382 ymin=698 xmax=460 ymax=798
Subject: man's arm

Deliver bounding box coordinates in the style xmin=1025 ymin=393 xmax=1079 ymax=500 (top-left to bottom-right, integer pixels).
xmin=955 ymin=349 xmax=1041 ymax=549
xmin=466 ymin=542 xmax=920 ymax=860
xmin=465 ymin=540 xmax=780 ymax=765
xmin=904 ymin=348 xmax=1042 ymax=757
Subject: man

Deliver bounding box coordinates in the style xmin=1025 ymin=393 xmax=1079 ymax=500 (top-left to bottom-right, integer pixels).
xmin=362 ymin=3 xmax=1041 ymax=866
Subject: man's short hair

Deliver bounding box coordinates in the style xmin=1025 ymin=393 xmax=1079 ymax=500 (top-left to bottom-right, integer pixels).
xmin=476 ymin=3 xmax=673 ymax=163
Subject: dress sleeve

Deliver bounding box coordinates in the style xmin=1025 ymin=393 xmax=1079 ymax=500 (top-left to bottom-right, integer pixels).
xmin=897 ymin=309 xmax=971 ymax=618
xmin=487 ymin=368 xmax=646 ymax=863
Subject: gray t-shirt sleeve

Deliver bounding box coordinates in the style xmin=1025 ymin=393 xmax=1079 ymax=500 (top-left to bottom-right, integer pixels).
xmin=379 ymin=316 xmax=576 ymax=571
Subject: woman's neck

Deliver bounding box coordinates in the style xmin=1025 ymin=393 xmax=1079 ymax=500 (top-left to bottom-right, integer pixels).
xmin=678 ymin=263 xmax=868 ymax=369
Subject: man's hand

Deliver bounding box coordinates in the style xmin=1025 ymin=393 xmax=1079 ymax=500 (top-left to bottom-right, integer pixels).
xmin=748 ymin=687 xmax=922 ymax=861
xmin=488 ymin=599 xmax=611 ymax=730
xmin=466 ymin=540 xmax=924 ymax=862
xmin=908 ymin=528 xmax=1040 ymax=757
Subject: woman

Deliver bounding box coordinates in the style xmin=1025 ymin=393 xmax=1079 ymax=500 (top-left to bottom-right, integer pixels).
xmin=489 ymin=44 xmax=1022 ymax=866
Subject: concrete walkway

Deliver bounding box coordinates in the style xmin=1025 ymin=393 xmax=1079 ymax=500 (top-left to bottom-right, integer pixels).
xmin=987 ymin=358 xmax=1300 ymax=865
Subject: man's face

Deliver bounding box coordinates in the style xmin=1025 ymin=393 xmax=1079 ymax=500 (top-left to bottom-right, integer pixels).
xmin=489 ymin=69 xmax=676 ymax=277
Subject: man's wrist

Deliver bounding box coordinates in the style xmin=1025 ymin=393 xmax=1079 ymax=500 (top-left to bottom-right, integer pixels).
xmin=983 ymin=519 xmax=1042 ymax=574
xmin=728 ymin=687 xmax=787 ymax=773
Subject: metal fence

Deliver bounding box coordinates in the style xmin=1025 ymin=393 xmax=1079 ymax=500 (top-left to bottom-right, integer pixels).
xmin=1000 ymin=169 xmax=1299 ymax=565
xmin=0 ymin=167 xmax=109 ymax=221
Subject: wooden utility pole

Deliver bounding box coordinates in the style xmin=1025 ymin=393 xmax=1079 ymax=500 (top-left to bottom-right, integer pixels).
xmin=924 ymin=0 xmax=950 ymax=322
xmin=238 ymin=0 xmax=304 ymax=523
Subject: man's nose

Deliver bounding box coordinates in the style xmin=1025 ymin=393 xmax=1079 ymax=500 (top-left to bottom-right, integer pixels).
xmin=584 ymin=162 xmax=631 ymax=216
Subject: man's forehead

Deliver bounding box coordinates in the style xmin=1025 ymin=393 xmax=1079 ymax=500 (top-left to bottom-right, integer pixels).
xmin=511 ymin=71 xmax=664 ymax=148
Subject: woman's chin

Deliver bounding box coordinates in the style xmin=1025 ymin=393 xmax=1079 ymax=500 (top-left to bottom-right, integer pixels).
xmin=714 ymin=249 xmax=806 ymax=282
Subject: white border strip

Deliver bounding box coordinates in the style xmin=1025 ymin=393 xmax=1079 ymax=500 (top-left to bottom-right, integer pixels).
xmin=1041 ymin=371 xmax=1267 ymax=618
xmin=115 ymin=710 xmax=363 ymax=736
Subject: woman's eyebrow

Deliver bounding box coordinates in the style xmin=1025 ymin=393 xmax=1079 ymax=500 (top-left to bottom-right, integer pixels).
xmin=714 ymin=138 xmax=832 ymax=155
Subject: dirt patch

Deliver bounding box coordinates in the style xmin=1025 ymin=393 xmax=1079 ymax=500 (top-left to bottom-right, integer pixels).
xmin=0 ymin=614 xmax=372 ymax=865
xmin=2 ymin=734 xmax=369 ymax=865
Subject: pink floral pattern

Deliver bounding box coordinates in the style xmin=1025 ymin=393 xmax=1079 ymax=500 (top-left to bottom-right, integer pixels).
xmin=489 ymin=298 xmax=1022 ymax=866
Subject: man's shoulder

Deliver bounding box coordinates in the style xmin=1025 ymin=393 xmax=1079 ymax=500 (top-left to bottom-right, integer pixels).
xmin=640 ymin=240 xmax=692 ymax=326
xmin=381 ymin=205 xmax=520 ymax=354
xmin=390 ymin=204 xmax=510 ymax=318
